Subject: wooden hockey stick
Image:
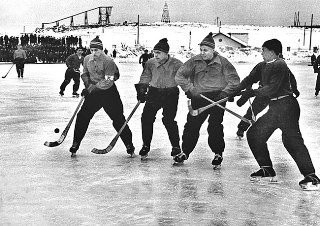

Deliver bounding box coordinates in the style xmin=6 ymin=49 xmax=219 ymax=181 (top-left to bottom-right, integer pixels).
xmin=188 ymin=97 xmax=229 ymax=116
xmin=91 ymin=100 xmax=141 ymax=154
xmin=200 ymin=94 xmax=253 ymax=125
xmin=44 ymin=96 xmax=85 ymax=147
xmin=248 ymin=98 xmax=257 ymax=122
xmin=2 ymin=64 xmax=14 ymax=78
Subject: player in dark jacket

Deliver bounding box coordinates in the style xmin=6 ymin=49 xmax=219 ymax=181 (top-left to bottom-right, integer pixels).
xmin=230 ymin=39 xmax=319 ymax=190
xmin=59 ymin=47 xmax=84 ymax=97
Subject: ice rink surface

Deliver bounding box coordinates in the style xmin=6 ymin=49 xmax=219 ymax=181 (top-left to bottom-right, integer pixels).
xmin=0 ymin=60 xmax=319 ymax=225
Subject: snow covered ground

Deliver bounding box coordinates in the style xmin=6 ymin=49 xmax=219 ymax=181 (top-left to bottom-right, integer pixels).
xmin=0 ymin=60 xmax=319 ymax=225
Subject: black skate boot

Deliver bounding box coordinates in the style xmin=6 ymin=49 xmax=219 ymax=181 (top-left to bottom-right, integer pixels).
xmin=59 ymin=90 xmax=64 ymax=96
xmin=173 ymin=152 xmax=187 ymax=164
xmin=171 ymin=147 xmax=182 ymax=157
xmin=212 ymin=153 xmax=223 ymax=170
xmin=69 ymin=141 xmax=80 ymax=157
xmin=139 ymin=145 xmax=150 ymax=160
xmin=250 ymin=166 xmax=278 ymax=183
xmin=126 ymin=143 xmax=135 ymax=158
xmin=72 ymin=92 xmax=79 ymax=98
xmin=299 ymin=173 xmax=320 ymax=191
xmin=236 ymin=128 xmax=244 ymax=139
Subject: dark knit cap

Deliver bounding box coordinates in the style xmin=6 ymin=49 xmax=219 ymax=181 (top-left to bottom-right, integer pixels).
xmin=262 ymin=39 xmax=282 ymax=55
xmin=90 ymin=36 xmax=103 ymax=50
xmin=153 ymin=38 xmax=169 ymax=53
xmin=199 ymin=32 xmax=215 ymax=49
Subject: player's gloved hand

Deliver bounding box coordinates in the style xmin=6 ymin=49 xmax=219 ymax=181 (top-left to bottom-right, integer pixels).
xmin=237 ymin=89 xmax=255 ymax=107
xmin=185 ymin=88 xmax=200 ymax=99
xmin=135 ymin=83 xmax=149 ymax=103
xmin=81 ymin=88 xmax=89 ymax=97
xmin=293 ymin=90 xmax=300 ymax=98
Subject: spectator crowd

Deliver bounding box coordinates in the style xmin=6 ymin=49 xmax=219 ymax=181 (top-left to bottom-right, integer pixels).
xmin=0 ymin=34 xmax=89 ymax=63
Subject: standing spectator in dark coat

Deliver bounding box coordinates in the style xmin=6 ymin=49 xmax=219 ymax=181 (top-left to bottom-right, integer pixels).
xmin=59 ymin=47 xmax=84 ymax=97
xmin=313 ymin=54 xmax=320 ymax=97
xmin=139 ymin=49 xmax=151 ymax=69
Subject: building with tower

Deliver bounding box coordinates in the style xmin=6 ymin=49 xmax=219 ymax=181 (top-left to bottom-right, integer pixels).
xmin=161 ymin=2 xmax=170 ymax=23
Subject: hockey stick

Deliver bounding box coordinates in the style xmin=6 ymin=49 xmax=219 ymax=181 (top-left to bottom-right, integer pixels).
xmin=2 ymin=64 xmax=14 ymax=78
xmin=91 ymin=100 xmax=141 ymax=154
xmin=200 ymin=94 xmax=253 ymax=125
xmin=44 ymin=96 xmax=85 ymax=147
xmin=248 ymin=98 xmax=257 ymax=122
xmin=188 ymin=97 xmax=229 ymax=116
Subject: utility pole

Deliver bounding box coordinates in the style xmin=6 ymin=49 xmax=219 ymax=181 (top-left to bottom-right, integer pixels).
xmin=189 ymin=31 xmax=191 ymax=50
xmin=137 ymin=14 xmax=140 ymax=45
xmin=309 ymin=14 xmax=313 ymax=50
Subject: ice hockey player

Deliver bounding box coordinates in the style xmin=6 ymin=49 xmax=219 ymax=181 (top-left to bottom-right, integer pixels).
xmin=13 ymin=44 xmax=27 ymax=78
xmin=174 ymin=32 xmax=240 ymax=169
xmin=135 ymin=38 xmax=183 ymax=160
xmin=59 ymin=47 xmax=84 ymax=97
xmin=229 ymin=38 xmax=319 ymax=190
xmin=69 ymin=36 xmax=135 ymax=157
xmin=236 ymin=67 xmax=300 ymax=139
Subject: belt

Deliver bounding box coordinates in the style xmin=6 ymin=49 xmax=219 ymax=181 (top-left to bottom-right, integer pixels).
xmin=270 ymin=95 xmax=290 ymax=101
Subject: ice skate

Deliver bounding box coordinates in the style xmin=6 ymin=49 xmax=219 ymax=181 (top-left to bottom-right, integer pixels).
xmin=72 ymin=92 xmax=80 ymax=98
xmin=173 ymin=152 xmax=187 ymax=165
xmin=212 ymin=153 xmax=223 ymax=170
xmin=139 ymin=145 xmax=150 ymax=160
xmin=69 ymin=141 xmax=80 ymax=157
xmin=126 ymin=143 xmax=135 ymax=158
xmin=171 ymin=147 xmax=182 ymax=157
xmin=236 ymin=128 xmax=244 ymax=140
xmin=299 ymin=174 xmax=320 ymax=191
xmin=59 ymin=90 xmax=64 ymax=96
xmin=250 ymin=167 xmax=278 ymax=183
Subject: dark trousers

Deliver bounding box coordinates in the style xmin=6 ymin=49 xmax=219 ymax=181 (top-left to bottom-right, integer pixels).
xmin=73 ymin=85 xmax=133 ymax=147
xmin=60 ymin=68 xmax=80 ymax=93
xmin=315 ymin=73 xmax=320 ymax=95
xmin=141 ymin=87 xmax=180 ymax=148
xmin=15 ymin=58 xmax=25 ymax=77
xmin=247 ymin=96 xmax=315 ymax=176
xmin=238 ymin=96 xmax=269 ymax=132
xmin=182 ymin=92 xmax=226 ymax=157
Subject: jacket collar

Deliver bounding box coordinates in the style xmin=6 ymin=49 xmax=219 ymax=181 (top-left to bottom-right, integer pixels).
xmin=194 ymin=52 xmax=221 ymax=65
xmin=155 ymin=55 xmax=172 ymax=70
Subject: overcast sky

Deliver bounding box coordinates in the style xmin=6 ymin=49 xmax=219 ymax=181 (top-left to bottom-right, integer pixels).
xmin=1 ymin=0 xmax=320 ymax=33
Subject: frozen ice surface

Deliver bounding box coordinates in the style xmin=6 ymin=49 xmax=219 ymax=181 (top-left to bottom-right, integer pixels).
xmin=0 ymin=62 xmax=319 ymax=225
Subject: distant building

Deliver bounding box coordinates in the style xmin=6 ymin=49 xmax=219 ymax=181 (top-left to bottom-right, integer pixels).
xmin=161 ymin=2 xmax=170 ymax=23
xmin=212 ymin=32 xmax=248 ymax=48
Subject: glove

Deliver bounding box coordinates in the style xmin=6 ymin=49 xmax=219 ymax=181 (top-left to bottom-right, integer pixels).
xmin=215 ymin=91 xmax=228 ymax=101
xmin=135 ymin=83 xmax=149 ymax=103
xmin=293 ymin=90 xmax=300 ymax=98
xmin=81 ymin=88 xmax=89 ymax=97
xmin=185 ymin=88 xmax=200 ymax=99
xmin=236 ymin=89 xmax=256 ymax=107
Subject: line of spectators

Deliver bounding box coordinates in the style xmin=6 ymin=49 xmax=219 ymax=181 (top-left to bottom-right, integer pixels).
xmin=0 ymin=34 xmax=87 ymax=63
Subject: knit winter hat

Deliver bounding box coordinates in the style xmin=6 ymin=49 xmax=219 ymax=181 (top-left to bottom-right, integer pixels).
xmin=199 ymin=32 xmax=215 ymax=49
xmin=90 ymin=36 xmax=103 ymax=50
xmin=262 ymin=39 xmax=282 ymax=55
xmin=153 ymin=38 xmax=169 ymax=53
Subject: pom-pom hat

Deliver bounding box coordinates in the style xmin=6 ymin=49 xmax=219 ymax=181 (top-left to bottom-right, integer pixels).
xmin=90 ymin=36 xmax=103 ymax=50
xmin=199 ymin=32 xmax=215 ymax=49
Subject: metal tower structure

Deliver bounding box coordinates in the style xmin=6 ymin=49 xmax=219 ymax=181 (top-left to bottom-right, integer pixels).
xmin=41 ymin=6 xmax=112 ymax=29
xmin=161 ymin=2 xmax=170 ymax=23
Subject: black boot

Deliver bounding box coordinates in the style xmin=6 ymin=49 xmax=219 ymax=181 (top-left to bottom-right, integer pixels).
xmin=139 ymin=145 xmax=150 ymax=160
xmin=69 ymin=141 xmax=80 ymax=157
xmin=126 ymin=143 xmax=135 ymax=157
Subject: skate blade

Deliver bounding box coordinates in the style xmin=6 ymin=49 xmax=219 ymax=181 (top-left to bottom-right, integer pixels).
xmin=212 ymin=164 xmax=221 ymax=170
xmin=300 ymin=183 xmax=320 ymax=191
xmin=140 ymin=155 xmax=148 ymax=160
xmin=172 ymin=160 xmax=184 ymax=165
xmin=250 ymin=176 xmax=278 ymax=183
xmin=128 ymin=153 xmax=135 ymax=158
